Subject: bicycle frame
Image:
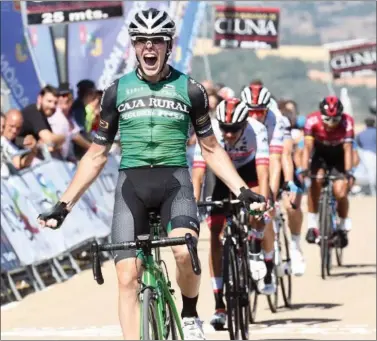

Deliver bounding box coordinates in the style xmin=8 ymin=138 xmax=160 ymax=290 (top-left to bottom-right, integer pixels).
xmin=139 ymin=217 xmax=183 ymax=340
xmin=140 ymin=255 xmax=183 ymax=340
xmin=320 ymin=177 xmax=338 ymax=233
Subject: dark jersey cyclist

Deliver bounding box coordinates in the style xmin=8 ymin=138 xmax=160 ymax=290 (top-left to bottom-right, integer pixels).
xmin=37 ymin=8 xmax=266 ymax=341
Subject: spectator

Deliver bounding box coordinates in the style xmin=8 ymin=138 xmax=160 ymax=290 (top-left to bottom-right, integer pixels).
xmin=48 ymin=83 xmax=91 ymax=161
xmin=1 ymin=109 xmax=38 ymax=170
xmin=200 ymin=80 xmax=216 ymax=96
xmin=1 ymin=112 xmax=5 ymax=135
xmin=19 ymin=85 xmax=65 ymax=155
xmin=356 ymin=116 xmax=376 ymax=195
xmin=208 ymin=93 xmax=222 ymax=119
xmin=217 ymin=86 xmax=235 ymax=100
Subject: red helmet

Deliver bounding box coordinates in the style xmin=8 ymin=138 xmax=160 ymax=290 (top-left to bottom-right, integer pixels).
xmin=319 ymin=96 xmax=343 ymax=117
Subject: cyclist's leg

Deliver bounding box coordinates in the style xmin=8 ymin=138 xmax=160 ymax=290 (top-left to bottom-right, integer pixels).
xmin=306 ymin=150 xmax=325 ymax=243
xmin=283 ymin=171 xmax=305 ymax=275
xmin=330 ymin=149 xmax=351 ymax=246
xmin=112 ymin=171 xmax=149 ymax=340
xmin=161 ymin=168 xmax=204 ymax=339
xmin=203 ymin=177 xmax=227 ymax=326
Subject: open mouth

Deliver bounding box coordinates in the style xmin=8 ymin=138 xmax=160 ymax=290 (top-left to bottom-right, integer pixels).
xmin=143 ymin=54 xmax=158 ymax=67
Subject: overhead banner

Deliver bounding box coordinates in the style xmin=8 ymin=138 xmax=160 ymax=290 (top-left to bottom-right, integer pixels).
xmin=0 ymin=1 xmax=41 ymax=108
xmin=329 ymin=42 xmax=376 ymax=79
xmin=67 ymin=18 xmax=124 ymax=94
xmin=214 ymin=6 xmax=280 ymax=50
xmin=25 ymin=1 xmax=124 ymax=26
xmin=28 ymin=25 xmax=59 ymax=87
xmin=170 ymin=1 xmax=206 ymax=74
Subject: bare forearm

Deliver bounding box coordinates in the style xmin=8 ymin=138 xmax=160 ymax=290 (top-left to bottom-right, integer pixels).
xmin=282 ymin=152 xmax=294 ymax=182
xmin=269 ymin=157 xmax=281 ymax=199
xmin=192 ymin=168 xmax=205 ymax=201
xmin=344 ymin=146 xmax=352 ymax=172
xmin=257 ymin=169 xmax=269 ymax=200
xmin=72 ymin=134 xmax=92 ymax=149
xmin=60 ymin=147 xmax=108 ymax=209
xmin=302 ymin=146 xmax=312 ymax=171
xmin=203 ymin=144 xmax=246 ymax=197
xmin=20 ymin=151 xmax=37 ymax=168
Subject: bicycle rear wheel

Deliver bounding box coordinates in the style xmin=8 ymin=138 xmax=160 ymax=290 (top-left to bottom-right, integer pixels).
xmin=248 ymin=277 xmax=258 ymax=324
xmin=163 ymin=300 xmax=178 ymax=340
xmin=319 ymin=192 xmax=331 ymax=280
xmin=142 ymin=288 xmax=159 ymax=340
xmin=223 ymin=238 xmax=240 ymax=340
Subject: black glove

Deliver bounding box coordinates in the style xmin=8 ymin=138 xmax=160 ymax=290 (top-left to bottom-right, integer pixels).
xmin=37 ymin=201 xmax=69 ymax=230
xmin=237 ymin=187 xmax=266 ymax=205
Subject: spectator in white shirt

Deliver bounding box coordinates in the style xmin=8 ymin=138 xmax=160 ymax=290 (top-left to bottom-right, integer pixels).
xmin=1 ymin=109 xmax=38 ymax=170
xmin=48 ymin=83 xmax=91 ymax=161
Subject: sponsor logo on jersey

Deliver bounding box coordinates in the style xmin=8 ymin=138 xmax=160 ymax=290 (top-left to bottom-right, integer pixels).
xmin=117 ymin=97 xmax=190 ymax=114
xmin=99 ymin=119 xmax=109 ymax=130
xmin=196 ymin=114 xmax=210 ymax=126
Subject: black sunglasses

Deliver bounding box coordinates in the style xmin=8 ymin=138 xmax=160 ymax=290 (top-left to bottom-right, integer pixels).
xmin=219 ymin=123 xmax=244 ymax=133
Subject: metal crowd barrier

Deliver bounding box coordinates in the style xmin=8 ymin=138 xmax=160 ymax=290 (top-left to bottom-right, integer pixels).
xmin=0 ymin=151 xmax=119 ymax=303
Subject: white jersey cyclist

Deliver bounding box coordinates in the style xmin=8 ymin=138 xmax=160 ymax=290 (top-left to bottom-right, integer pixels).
xmin=193 ymin=100 xmax=269 ymax=170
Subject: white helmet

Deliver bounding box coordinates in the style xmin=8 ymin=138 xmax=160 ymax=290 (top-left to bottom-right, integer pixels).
xmin=128 ymin=8 xmax=176 ymax=38
xmin=216 ymin=98 xmax=249 ymax=126
xmin=241 ymin=84 xmax=271 ymax=107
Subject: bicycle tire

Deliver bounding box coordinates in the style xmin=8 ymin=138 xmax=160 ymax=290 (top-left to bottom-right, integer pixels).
xmin=279 ymin=222 xmax=292 ymax=308
xmin=238 ymin=243 xmax=250 ymax=339
xmin=335 ymin=244 xmax=343 ymax=266
xmin=319 ymin=191 xmax=331 ymax=280
xmin=224 ymin=238 xmax=240 ymax=340
xmin=248 ymin=277 xmax=258 ymax=324
xmin=266 ymin=264 xmax=279 ymax=313
xmin=142 ymin=288 xmax=159 ymax=340
xmin=164 ymin=300 xmax=178 ymax=340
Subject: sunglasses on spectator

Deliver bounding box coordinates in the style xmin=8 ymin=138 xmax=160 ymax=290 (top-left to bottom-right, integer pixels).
xmin=131 ymin=35 xmax=170 ymax=47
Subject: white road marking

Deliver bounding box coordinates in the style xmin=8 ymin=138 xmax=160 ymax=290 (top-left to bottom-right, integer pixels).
xmin=1 ymin=324 xmax=376 ymax=338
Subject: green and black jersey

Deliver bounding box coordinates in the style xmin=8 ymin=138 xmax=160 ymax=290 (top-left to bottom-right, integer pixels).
xmin=93 ymin=66 xmax=213 ymax=169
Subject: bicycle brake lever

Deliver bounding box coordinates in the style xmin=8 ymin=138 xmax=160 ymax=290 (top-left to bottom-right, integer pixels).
xmin=185 ymin=233 xmax=201 ymax=276
xmin=91 ymin=241 xmax=104 ymax=285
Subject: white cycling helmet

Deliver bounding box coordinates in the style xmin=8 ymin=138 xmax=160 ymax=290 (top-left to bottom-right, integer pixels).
xmin=241 ymin=84 xmax=271 ymax=107
xmin=128 ymin=8 xmax=176 ymax=38
xmin=216 ymin=98 xmax=249 ymax=128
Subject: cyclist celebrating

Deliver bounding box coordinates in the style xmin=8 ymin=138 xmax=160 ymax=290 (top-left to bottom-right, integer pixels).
xmin=192 ymin=98 xmax=270 ymax=329
xmin=301 ymin=96 xmax=355 ymax=247
xmin=37 ymin=8 xmax=266 ymax=341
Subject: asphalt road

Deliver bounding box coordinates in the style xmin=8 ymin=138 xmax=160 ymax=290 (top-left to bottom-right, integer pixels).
xmin=1 ymin=196 xmax=376 ymax=340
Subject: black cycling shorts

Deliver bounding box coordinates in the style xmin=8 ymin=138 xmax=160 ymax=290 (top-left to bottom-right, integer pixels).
xmin=111 ymin=167 xmax=200 ymax=263
xmin=311 ymin=144 xmax=345 ymax=176
xmin=206 ymin=159 xmax=258 ymax=227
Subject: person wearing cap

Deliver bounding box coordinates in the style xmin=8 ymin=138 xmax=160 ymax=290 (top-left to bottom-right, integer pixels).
xmin=48 ymin=83 xmax=91 ymax=161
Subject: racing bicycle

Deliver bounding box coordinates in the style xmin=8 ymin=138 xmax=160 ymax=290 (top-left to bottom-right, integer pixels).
xmin=91 ymin=210 xmax=201 ymax=340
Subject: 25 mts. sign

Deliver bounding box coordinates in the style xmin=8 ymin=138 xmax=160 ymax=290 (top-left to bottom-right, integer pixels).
xmin=26 ymin=1 xmax=124 ymax=25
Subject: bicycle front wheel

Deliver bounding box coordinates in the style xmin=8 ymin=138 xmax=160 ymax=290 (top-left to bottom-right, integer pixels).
xmin=279 ymin=222 xmax=292 ymax=308
xmin=223 ymin=238 xmax=240 ymax=340
xmin=238 ymin=243 xmax=250 ymax=339
xmin=142 ymin=288 xmax=159 ymax=340
xmin=319 ymin=192 xmax=331 ymax=280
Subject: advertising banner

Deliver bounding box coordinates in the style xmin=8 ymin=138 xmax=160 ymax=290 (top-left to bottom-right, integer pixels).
xmin=213 ymin=6 xmax=280 ymax=50
xmin=28 ymin=25 xmax=59 ymax=87
xmin=329 ymin=42 xmax=376 ymax=79
xmin=25 ymin=1 xmax=124 ymax=25
xmin=170 ymin=1 xmax=206 ymax=74
xmin=67 ymin=18 xmax=124 ymax=94
xmin=0 ymin=1 xmax=41 ymax=108
xmin=1 ymin=226 xmax=21 ymax=273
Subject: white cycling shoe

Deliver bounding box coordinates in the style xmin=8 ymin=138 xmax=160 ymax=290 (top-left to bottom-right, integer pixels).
xmin=209 ymin=310 xmax=227 ymax=330
xmin=290 ymin=245 xmax=306 ymax=277
xmin=182 ymin=317 xmax=206 ymax=340
xmin=249 ymin=253 xmax=267 ymax=281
